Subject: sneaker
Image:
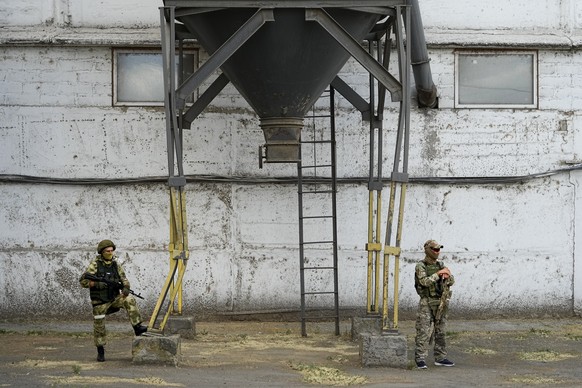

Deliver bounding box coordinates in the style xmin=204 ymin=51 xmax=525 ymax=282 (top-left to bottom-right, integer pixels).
xmin=416 ymin=360 xmax=428 ymax=369
xmin=434 ymin=358 xmax=455 ymax=367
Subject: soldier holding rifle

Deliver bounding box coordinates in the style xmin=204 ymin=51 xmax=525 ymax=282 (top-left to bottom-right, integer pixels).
xmin=79 ymin=239 xmax=147 ymax=362
xmin=414 ymin=239 xmax=455 ymax=369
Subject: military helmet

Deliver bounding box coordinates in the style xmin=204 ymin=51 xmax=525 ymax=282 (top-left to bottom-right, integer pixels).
xmin=97 ymin=239 xmax=116 ymax=254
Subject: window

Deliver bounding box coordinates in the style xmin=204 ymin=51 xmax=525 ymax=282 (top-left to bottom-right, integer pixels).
xmin=113 ymin=49 xmax=198 ymax=106
xmin=455 ymin=51 xmax=537 ymax=108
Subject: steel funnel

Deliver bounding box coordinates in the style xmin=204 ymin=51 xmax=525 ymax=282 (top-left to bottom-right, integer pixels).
xmin=177 ymin=8 xmax=381 ymax=162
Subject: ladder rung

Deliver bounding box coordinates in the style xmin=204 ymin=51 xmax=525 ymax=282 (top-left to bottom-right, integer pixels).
xmin=303 ymin=266 xmax=335 ymax=270
xmin=300 ymin=215 xmax=333 ymax=219
xmin=300 ymin=164 xmax=333 ymax=168
xmin=299 ymin=190 xmax=335 ymax=195
xmin=301 ymin=139 xmax=333 ymax=144
xmin=303 ymin=291 xmax=337 ymax=295
xmin=306 ymin=114 xmax=332 ymax=119
xmin=301 ymin=240 xmax=334 ymax=245
xmin=301 ymin=315 xmax=339 ymax=321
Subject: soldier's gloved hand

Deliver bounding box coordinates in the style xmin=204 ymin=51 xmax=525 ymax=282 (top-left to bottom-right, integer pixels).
xmin=122 ymin=287 xmax=130 ymax=297
xmin=90 ymin=280 xmax=107 ymax=289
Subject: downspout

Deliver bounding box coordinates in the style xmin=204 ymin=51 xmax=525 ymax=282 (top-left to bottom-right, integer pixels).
xmin=407 ymin=0 xmax=438 ymax=108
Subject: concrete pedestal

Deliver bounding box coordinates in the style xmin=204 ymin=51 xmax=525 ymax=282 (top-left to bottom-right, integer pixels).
xmin=351 ymin=316 xmax=382 ymax=342
xmin=164 ymin=316 xmax=196 ymax=339
xmin=360 ymin=332 xmax=408 ymax=368
xmin=132 ymin=335 xmax=181 ymax=366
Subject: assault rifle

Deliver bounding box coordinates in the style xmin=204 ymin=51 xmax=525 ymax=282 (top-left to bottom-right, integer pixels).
xmin=429 ymin=278 xmax=451 ymax=344
xmin=83 ymin=273 xmax=144 ymax=300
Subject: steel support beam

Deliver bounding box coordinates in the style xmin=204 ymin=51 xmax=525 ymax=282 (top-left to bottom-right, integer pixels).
xmin=305 ymin=8 xmax=402 ymax=102
xmin=183 ymin=73 xmax=230 ymax=127
xmin=175 ymin=8 xmax=274 ymax=108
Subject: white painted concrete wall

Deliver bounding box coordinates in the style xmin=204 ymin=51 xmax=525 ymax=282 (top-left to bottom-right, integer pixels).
xmin=0 ymin=1 xmax=581 ymax=319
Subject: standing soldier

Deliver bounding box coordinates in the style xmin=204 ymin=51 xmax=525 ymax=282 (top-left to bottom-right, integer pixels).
xmin=414 ymin=239 xmax=455 ymax=369
xmin=79 ymin=239 xmax=148 ymax=362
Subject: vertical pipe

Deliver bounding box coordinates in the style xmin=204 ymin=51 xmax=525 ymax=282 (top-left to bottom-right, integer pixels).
xmin=402 ymin=9 xmax=412 ymax=176
xmin=177 ymin=187 xmax=189 ymax=314
xmin=382 ymin=181 xmax=397 ymax=329
xmin=297 ymin=160 xmax=307 ymax=337
xmin=367 ymin=191 xmax=375 ymax=313
xmin=160 ymin=7 xmax=174 ymax=178
xmin=393 ymin=184 xmax=407 ymax=329
xmin=373 ymin=38 xmax=384 ymax=318
xmin=392 ymin=4 xmax=412 ymax=331
xmin=330 ymin=87 xmax=340 ymax=336
xmin=168 ymin=10 xmax=180 ymax=177
xmin=392 ymin=7 xmax=406 ymax=173
xmin=407 ymin=0 xmax=438 ymax=108
xmin=382 ymin=243 xmax=390 ymax=328
xmin=366 ymin=53 xmax=377 ymax=313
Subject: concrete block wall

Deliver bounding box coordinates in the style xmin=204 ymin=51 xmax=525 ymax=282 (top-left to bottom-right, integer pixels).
xmin=1 ymin=1 xmax=581 ymax=319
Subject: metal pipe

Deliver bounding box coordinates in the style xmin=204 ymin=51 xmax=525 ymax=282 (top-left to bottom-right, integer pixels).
xmin=406 ymin=0 xmax=438 ymax=108
xmin=330 ymin=86 xmax=340 ymax=336
xmin=366 ymin=191 xmax=375 ymax=313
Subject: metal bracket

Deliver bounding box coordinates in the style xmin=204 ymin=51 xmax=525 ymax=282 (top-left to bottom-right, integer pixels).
xmin=173 ymin=251 xmax=189 ymax=261
xmin=168 ymin=176 xmax=187 ymax=187
xmin=390 ymin=172 xmax=409 ymax=183
xmin=368 ymin=181 xmax=383 ymax=191
xmin=384 ymin=246 xmax=401 ymax=256
xmin=366 ymin=243 xmax=383 ymax=252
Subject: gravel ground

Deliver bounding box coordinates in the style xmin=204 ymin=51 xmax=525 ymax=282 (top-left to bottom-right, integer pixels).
xmin=0 ymin=317 xmax=581 ymax=387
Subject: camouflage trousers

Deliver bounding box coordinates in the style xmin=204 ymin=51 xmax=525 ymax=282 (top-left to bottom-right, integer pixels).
xmin=92 ymin=295 xmax=143 ymax=347
xmin=414 ymin=297 xmax=448 ymax=363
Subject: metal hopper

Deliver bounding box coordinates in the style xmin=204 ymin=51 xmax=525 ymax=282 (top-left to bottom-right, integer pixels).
xmin=176 ymin=7 xmax=382 ymax=161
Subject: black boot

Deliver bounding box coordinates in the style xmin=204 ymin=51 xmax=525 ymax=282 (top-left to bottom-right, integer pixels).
xmin=133 ymin=324 xmax=148 ymax=336
xmin=97 ymin=346 xmax=105 ymax=362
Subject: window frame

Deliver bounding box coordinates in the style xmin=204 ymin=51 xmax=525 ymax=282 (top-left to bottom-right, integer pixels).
xmin=112 ymin=48 xmax=199 ymax=107
xmin=454 ymin=49 xmax=538 ymax=109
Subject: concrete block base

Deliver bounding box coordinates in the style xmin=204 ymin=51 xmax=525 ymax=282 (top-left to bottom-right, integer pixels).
xmin=360 ymin=332 xmax=408 ymax=368
xmin=164 ymin=316 xmax=196 ymax=339
xmin=132 ymin=335 xmax=181 ymax=366
xmin=351 ymin=316 xmax=382 ymax=342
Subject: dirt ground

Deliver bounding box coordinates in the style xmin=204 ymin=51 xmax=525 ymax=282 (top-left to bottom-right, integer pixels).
xmin=1 ymin=317 xmax=581 ymax=387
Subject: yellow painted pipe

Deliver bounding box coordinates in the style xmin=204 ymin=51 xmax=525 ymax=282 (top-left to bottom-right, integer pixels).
xmin=366 ymin=190 xmax=375 ymax=313
xmin=148 ymin=257 xmax=179 ymax=329
xmin=160 ymin=261 xmax=188 ymax=330
xmin=178 ymin=188 xmax=189 ymax=314
xmin=148 ymin=187 xmax=190 ymax=330
xmin=382 ymin=252 xmax=390 ymax=329
xmin=382 ymin=182 xmax=396 ymax=326
xmin=392 ymin=183 xmax=407 ymax=329
xmin=374 ymin=190 xmax=382 ymax=313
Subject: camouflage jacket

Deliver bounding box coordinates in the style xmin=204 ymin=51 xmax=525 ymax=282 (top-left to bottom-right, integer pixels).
xmin=80 ymin=256 xmax=130 ymax=305
xmin=414 ymin=257 xmax=455 ymax=300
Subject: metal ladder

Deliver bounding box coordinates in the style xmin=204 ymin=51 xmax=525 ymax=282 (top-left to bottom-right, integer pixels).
xmin=297 ymin=87 xmax=340 ymax=337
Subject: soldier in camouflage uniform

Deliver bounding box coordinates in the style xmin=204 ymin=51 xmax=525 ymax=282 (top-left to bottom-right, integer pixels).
xmin=414 ymin=239 xmax=455 ymax=369
xmin=79 ymin=239 xmax=147 ymax=362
